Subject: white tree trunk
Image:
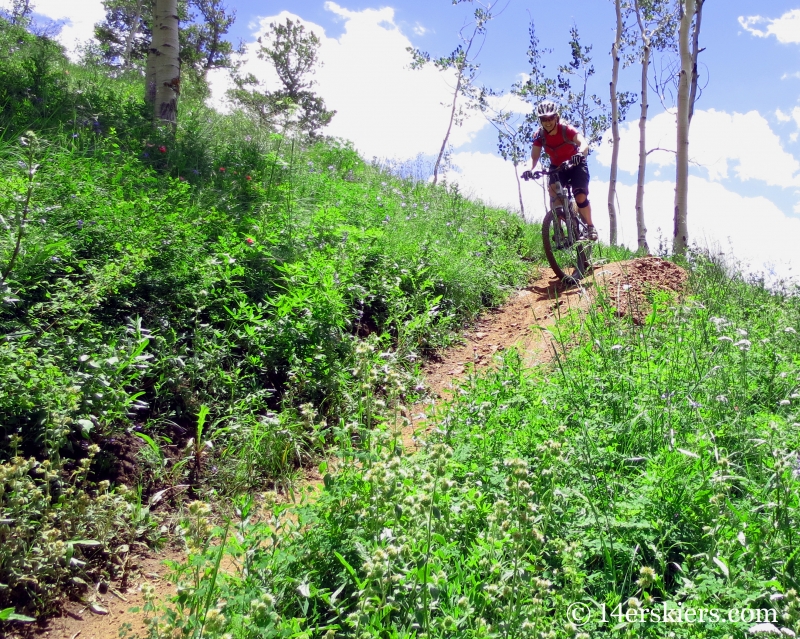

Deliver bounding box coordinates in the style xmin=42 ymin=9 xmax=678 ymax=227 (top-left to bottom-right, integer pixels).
xmin=673 ymin=0 xmax=695 ymax=255
xmin=433 ymin=70 xmax=462 ymax=186
xmin=688 ymin=0 xmax=704 ymax=122
xmin=122 ymin=0 xmax=144 ymax=69
xmin=607 ymin=0 xmax=623 ymax=246
xmin=633 ymin=0 xmax=651 ymax=253
xmin=149 ymin=0 xmax=180 ymax=125
xmin=635 ymin=43 xmax=650 ymax=253
xmin=513 ymin=164 xmax=525 ymax=218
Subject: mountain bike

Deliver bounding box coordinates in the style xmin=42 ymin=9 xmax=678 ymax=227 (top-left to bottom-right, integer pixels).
xmin=524 ymin=160 xmax=595 ymax=284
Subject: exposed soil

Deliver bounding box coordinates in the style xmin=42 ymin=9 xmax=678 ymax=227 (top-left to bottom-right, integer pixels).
xmin=31 ymin=548 xmax=183 ymax=639
xmin=25 ymin=257 xmax=686 ymax=639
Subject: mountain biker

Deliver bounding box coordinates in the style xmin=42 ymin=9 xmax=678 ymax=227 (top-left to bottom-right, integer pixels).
xmin=522 ymin=100 xmax=598 ymax=242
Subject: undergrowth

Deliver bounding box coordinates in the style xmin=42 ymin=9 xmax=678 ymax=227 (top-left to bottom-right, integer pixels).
xmin=144 ymin=257 xmax=800 ymax=638
xmin=0 ymin=19 xmax=538 ymax=618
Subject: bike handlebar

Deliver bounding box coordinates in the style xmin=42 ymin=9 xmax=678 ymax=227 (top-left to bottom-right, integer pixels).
xmin=530 ymin=160 xmax=575 ymax=181
xmin=520 ymin=158 xmax=584 ymax=182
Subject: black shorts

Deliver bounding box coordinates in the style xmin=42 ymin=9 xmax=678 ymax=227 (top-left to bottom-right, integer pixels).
xmin=549 ymin=162 xmax=590 ymax=196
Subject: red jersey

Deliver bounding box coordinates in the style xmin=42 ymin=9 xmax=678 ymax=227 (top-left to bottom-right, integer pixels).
xmin=532 ymin=122 xmax=580 ymax=167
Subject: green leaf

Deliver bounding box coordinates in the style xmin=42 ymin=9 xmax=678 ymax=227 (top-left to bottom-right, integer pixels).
xmin=134 ymin=432 xmax=160 ymax=455
xmin=334 ymin=552 xmax=363 ymax=589
xmin=0 ymin=608 xmax=35 ymax=622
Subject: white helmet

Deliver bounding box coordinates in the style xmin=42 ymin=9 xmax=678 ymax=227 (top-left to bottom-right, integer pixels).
xmin=536 ymin=101 xmax=559 ymax=118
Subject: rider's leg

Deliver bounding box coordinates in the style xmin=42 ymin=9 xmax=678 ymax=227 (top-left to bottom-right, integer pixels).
xmin=574 ymin=192 xmax=593 ymax=225
xmin=547 ymin=180 xmax=559 ymax=212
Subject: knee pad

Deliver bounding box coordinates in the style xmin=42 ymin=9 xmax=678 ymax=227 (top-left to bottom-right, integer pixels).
xmin=574 ymin=187 xmax=589 ymax=197
xmin=576 ymin=198 xmax=590 ymax=209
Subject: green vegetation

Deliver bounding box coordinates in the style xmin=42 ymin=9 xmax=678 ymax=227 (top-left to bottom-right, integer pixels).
xmin=2 ymin=17 xmax=799 ymax=639
xmin=0 ymin=19 xmax=535 ymax=618
xmin=142 ymin=260 xmax=800 ymax=639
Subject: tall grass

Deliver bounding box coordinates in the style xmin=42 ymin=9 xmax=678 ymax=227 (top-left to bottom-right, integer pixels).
xmin=149 ymin=255 xmax=800 ymax=638
xmin=0 ymin=18 xmax=539 ymax=618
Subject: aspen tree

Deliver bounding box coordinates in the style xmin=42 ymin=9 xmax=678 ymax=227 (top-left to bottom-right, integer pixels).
xmin=673 ymin=0 xmax=695 ymax=255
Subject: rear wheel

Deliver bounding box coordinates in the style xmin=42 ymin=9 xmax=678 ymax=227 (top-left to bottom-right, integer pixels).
xmin=542 ymin=209 xmax=589 ymax=282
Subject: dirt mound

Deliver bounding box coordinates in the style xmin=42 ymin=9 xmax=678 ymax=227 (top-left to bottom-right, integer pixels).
xmin=419 ymin=257 xmax=687 ymax=400
xmin=590 ymin=257 xmax=688 ymax=324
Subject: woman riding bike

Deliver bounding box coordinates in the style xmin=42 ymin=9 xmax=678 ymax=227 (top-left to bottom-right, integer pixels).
xmin=522 ymin=101 xmax=598 ymax=242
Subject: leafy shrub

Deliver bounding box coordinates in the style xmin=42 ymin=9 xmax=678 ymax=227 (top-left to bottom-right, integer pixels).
xmin=0 ymin=444 xmax=162 ymax=617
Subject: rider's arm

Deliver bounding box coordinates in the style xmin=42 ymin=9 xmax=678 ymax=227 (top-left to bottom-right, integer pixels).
xmin=573 ymin=131 xmax=590 ymax=157
xmin=530 ymin=144 xmax=542 ymax=170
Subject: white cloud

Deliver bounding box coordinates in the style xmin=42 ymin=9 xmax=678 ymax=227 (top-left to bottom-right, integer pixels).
xmin=739 ymin=10 xmax=800 ymax=44
xmin=595 ymin=108 xmax=800 ymax=187
xmin=782 ymin=71 xmax=800 ymax=80
xmin=593 ymin=176 xmax=800 ymax=278
xmin=776 ymin=107 xmax=800 ymax=143
xmin=0 ymin=0 xmax=105 ymax=58
xmin=209 ymin=4 xmax=490 ymax=160
xmin=443 ymin=151 xmax=546 ymax=219
xmin=444 ymin=152 xmax=800 ymax=280
xmin=413 ymin=23 xmax=428 ymax=36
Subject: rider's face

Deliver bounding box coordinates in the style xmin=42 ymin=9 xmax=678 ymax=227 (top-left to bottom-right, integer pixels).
xmin=540 ymin=115 xmax=558 ymax=132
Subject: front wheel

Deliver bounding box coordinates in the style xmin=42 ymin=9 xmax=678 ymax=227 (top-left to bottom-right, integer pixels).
xmin=542 ymin=209 xmax=590 ymax=282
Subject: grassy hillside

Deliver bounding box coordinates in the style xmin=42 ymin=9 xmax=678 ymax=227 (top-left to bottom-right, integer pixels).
xmin=2 ymin=19 xmax=799 ymax=639
xmin=141 ymin=261 xmax=800 ymax=639
xmin=0 ymin=20 xmax=538 ymax=617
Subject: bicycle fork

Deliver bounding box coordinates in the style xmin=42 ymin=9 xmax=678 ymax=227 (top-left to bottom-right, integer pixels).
xmin=552 ymin=184 xmax=576 ymax=250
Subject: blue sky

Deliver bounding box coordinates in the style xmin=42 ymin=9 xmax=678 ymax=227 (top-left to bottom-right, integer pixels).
xmin=9 ymin=0 xmax=800 ymax=277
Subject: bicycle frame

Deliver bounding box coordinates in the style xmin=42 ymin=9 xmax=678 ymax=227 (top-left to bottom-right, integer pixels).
xmin=531 ymin=161 xmax=593 ymax=281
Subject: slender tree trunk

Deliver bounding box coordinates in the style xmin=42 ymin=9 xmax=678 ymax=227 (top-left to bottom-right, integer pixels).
xmin=607 ymin=0 xmax=623 ymax=246
xmin=688 ymin=0 xmax=704 ymax=122
xmin=634 ymin=0 xmax=650 ymax=253
xmin=122 ymin=0 xmax=144 ymax=69
xmin=433 ymin=25 xmax=480 ymax=186
xmin=513 ymin=163 xmax=525 ymax=218
xmin=635 ymin=43 xmax=650 ymax=253
xmin=149 ymin=0 xmax=180 ymax=126
xmin=673 ymin=0 xmax=695 ymax=255
xmin=433 ymin=69 xmax=462 ymax=185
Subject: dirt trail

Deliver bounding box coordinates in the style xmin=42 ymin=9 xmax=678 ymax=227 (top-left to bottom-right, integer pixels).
xmin=34 ymin=257 xmax=686 ymax=639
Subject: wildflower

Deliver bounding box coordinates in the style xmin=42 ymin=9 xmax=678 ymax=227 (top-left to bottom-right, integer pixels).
xmin=611 ymin=344 xmax=623 ymax=351
xmin=245 ymin=238 xmax=254 ymax=245
xmin=737 ymin=328 xmax=748 ymax=337
xmin=637 ymin=566 xmax=657 ymax=588
xmin=76 ymin=220 xmax=84 ymax=229
xmin=244 ymin=135 xmax=252 ymax=142
xmin=718 ymin=336 xmax=733 ymax=343
xmin=716 ymin=395 xmax=728 ymax=403
xmin=178 ymin=176 xmax=185 ymax=181
xmin=785 ymin=327 xmax=797 ymax=334
xmin=219 ymin=167 xmax=226 ymax=172
xmin=734 ymin=339 xmax=752 ymax=351
xmin=779 ymin=399 xmax=791 ymax=406
xmin=246 ymin=175 xmax=252 ymax=180
xmin=71 ymin=133 xmax=79 ymax=138
xmin=158 ymin=145 xmax=167 ymax=153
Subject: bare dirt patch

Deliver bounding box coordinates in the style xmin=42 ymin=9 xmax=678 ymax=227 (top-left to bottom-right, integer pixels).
xmin=30 ymin=547 xmax=182 ymax=639
xmin=417 ymin=257 xmax=687 ymax=402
